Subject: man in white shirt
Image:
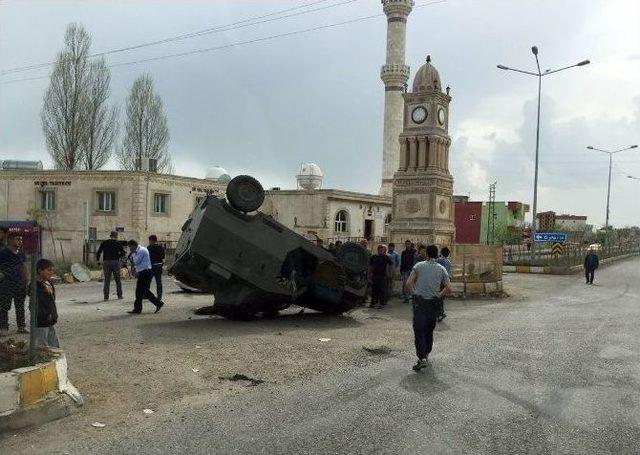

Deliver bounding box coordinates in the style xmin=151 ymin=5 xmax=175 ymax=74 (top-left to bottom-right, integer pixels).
xmin=127 ymin=240 xmax=164 ymax=314
xmin=405 ymin=244 xmax=451 ymax=371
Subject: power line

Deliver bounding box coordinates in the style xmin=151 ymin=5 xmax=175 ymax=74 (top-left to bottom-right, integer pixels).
xmin=0 ymin=0 xmax=354 ymax=75
xmin=0 ymin=0 xmax=446 ymax=85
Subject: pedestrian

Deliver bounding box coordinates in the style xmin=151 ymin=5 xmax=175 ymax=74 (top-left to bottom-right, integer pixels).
xmin=96 ymin=231 xmax=126 ymax=301
xmin=386 ymin=242 xmax=400 ymax=303
xmin=369 ymin=244 xmax=392 ymax=309
xmin=0 ymin=226 xmax=8 ymax=248
xmin=0 ymin=232 xmax=28 ymax=336
xmin=584 ymin=247 xmax=599 ymax=284
xmin=127 ymin=240 xmax=164 ymax=314
xmin=335 ymin=240 xmax=343 ymax=251
xmin=400 ymin=240 xmax=417 ymax=303
xmin=405 ymin=244 xmax=451 ymax=371
xmin=147 ymin=235 xmax=166 ymax=300
xmin=32 ymin=258 xmax=60 ymax=348
xmin=416 ymin=244 xmax=428 ymax=261
xmin=328 ymin=242 xmax=337 ymax=255
xmin=436 ymin=246 xmax=452 ymax=322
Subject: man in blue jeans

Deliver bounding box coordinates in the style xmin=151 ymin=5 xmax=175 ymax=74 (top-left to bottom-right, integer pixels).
xmin=147 ymin=235 xmax=166 ymax=300
xmin=405 ymin=244 xmax=451 ymax=371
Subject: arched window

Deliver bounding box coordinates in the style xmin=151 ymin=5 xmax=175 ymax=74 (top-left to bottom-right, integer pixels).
xmin=334 ymin=210 xmax=349 ymax=233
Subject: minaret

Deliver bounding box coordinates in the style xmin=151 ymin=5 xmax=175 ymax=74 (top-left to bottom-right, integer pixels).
xmin=380 ymin=0 xmax=413 ymax=197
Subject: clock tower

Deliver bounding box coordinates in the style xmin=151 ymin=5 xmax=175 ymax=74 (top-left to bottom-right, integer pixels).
xmin=389 ymin=56 xmax=455 ymax=247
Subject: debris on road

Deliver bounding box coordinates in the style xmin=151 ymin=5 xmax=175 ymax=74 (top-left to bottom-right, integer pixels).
xmin=318 ymin=338 xmax=331 ymax=342
xmin=195 ymin=345 xmax=202 ymax=349
xmin=362 ymin=345 xmax=392 ymax=356
xmin=91 ymin=422 xmax=106 ymax=428
xmin=143 ymin=409 xmax=154 ymax=415
xmin=219 ymin=374 xmax=265 ymax=386
xmin=191 ymin=368 xmax=200 ymax=373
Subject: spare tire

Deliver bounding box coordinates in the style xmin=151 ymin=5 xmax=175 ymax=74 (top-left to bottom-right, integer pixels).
xmin=336 ymin=242 xmax=369 ymax=275
xmin=226 ymin=175 xmax=265 ymax=213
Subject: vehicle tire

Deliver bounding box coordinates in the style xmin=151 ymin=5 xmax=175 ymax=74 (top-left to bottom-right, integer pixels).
xmin=336 ymin=242 xmax=369 ymax=275
xmin=226 ymin=175 xmax=265 ymax=213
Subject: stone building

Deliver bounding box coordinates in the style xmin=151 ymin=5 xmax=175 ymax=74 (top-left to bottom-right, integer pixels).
xmin=0 ymin=169 xmax=226 ymax=262
xmin=389 ymin=56 xmax=456 ymax=247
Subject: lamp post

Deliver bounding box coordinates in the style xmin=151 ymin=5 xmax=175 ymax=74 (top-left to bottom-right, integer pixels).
xmin=628 ymin=175 xmax=640 ymax=181
xmin=497 ymin=47 xmax=589 ymax=259
xmin=586 ymin=145 xmax=638 ymax=230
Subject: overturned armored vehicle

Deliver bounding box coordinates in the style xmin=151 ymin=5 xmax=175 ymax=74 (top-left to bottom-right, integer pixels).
xmin=169 ymin=175 xmax=369 ymax=320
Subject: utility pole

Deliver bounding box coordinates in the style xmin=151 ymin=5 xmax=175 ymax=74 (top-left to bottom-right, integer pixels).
xmin=487 ymin=182 xmax=497 ymax=244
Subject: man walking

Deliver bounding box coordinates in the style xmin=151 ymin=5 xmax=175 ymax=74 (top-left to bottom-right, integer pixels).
xmin=147 ymin=235 xmax=166 ymax=300
xmin=584 ymin=247 xmax=599 ymax=284
xmin=96 ymin=231 xmax=126 ymax=300
xmin=127 ymin=240 xmax=164 ymax=314
xmin=400 ymin=240 xmax=417 ymax=303
xmin=386 ymin=243 xmax=400 ymax=303
xmin=405 ymin=244 xmax=451 ymax=371
xmin=369 ymin=244 xmax=392 ymax=309
xmin=0 ymin=232 xmax=28 ymax=336
xmin=436 ymin=246 xmax=452 ymax=322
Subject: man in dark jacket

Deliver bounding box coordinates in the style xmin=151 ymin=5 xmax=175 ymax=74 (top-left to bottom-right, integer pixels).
xmin=400 ymin=240 xmax=417 ymax=303
xmin=32 ymin=258 xmax=60 ymax=348
xmin=0 ymin=232 xmax=28 ymax=336
xmin=369 ymin=245 xmax=392 ymax=309
xmin=584 ymin=248 xmax=600 ymax=284
xmin=147 ymin=235 xmax=166 ymax=300
xmin=96 ymin=231 xmax=126 ymax=300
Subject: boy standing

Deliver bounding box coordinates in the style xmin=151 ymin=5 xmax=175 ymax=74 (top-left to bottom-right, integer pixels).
xmin=33 ymin=259 xmax=60 ymax=348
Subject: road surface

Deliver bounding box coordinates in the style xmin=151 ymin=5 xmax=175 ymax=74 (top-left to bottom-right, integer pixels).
xmin=3 ymin=258 xmax=639 ymax=454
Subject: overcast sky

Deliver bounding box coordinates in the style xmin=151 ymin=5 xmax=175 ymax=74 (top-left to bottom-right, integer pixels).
xmin=1 ymin=0 xmax=639 ymax=227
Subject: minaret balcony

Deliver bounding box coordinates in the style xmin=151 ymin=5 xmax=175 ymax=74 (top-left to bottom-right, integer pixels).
xmin=380 ymin=64 xmax=410 ymax=85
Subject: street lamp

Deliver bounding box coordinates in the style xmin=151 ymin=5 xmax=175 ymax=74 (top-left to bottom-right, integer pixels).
xmin=586 ymin=145 xmax=638 ymax=229
xmin=497 ymin=47 xmax=589 ymax=258
xmin=628 ymin=175 xmax=640 ymax=181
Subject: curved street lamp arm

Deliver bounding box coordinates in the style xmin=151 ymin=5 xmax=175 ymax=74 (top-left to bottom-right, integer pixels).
xmin=496 ymin=65 xmax=539 ymax=76
xmin=541 ymin=61 xmax=590 ymax=76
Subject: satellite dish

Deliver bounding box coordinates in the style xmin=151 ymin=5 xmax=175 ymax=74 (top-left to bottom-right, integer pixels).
xmin=70 ymin=263 xmax=91 ymax=282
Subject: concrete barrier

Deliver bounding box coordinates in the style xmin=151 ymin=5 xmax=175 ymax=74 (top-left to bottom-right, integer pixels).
xmin=0 ymin=349 xmax=83 ymax=432
xmin=503 ymin=252 xmax=638 ymax=274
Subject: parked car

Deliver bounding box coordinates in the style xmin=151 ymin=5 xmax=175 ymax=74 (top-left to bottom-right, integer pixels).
xmin=169 ymin=175 xmax=369 ymax=320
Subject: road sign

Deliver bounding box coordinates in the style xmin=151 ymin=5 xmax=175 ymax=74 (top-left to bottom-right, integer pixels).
xmin=533 ymin=232 xmax=567 ymax=243
xmin=551 ymin=242 xmax=564 ymax=256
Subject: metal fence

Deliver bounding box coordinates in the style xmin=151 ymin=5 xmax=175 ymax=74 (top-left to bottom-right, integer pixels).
xmin=503 ymin=241 xmax=640 ymax=267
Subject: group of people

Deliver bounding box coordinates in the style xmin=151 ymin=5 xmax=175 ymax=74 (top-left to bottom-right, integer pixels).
xmin=96 ymin=232 xmax=166 ymax=314
xmin=0 ymin=227 xmax=59 ymax=347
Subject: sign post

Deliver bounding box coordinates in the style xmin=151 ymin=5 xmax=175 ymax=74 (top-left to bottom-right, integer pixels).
xmin=533 ymin=232 xmax=568 ymax=243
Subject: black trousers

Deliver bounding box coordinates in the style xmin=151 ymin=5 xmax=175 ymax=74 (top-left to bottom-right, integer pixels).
xmin=0 ymin=288 xmax=26 ymax=329
xmin=134 ymin=269 xmax=163 ymax=312
xmin=413 ymin=297 xmax=439 ymax=360
xmin=152 ymin=264 xmax=163 ymax=300
xmin=585 ymin=269 xmax=595 ymax=283
xmin=371 ymin=278 xmax=387 ymax=306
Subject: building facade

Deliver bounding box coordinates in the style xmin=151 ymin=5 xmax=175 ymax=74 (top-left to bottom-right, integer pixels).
xmin=454 ymin=197 xmax=529 ymax=245
xmin=0 ymin=169 xmax=225 ymax=262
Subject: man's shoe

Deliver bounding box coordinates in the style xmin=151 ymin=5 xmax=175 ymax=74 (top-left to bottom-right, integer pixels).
xmin=17 ymin=327 xmax=29 ymax=334
xmin=412 ymin=358 xmax=428 ymax=371
xmin=127 ymin=310 xmax=141 ymax=314
xmin=154 ymin=302 xmax=164 ymax=314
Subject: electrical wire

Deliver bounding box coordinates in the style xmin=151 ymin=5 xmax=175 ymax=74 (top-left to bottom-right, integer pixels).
xmin=0 ymin=0 xmax=446 ymax=85
xmin=0 ymin=0 xmax=353 ymax=75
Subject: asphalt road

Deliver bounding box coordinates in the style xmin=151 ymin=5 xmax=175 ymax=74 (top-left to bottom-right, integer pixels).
xmin=59 ymin=258 xmax=640 ymax=455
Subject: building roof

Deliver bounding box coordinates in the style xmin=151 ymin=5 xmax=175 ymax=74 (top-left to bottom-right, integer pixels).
xmin=412 ymin=55 xmax=442 ymax=93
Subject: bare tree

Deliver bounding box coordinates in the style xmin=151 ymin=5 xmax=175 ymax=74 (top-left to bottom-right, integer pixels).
xmin=41 ymin=23 xmax=91 ymax=169
xmin=117 ymin=74 xmax=171 ymax=173
xmin=80 ymin=58 xmax=118 ymax=170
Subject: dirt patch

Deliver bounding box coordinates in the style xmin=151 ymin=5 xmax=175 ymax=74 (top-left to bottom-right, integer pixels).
xmin=362 ymin=345 xmax=393 ymax=356
xmin=0 ymin=338 xmax=55 ymax=373
xmin=219 ymin=374 xmax=265 ymax=386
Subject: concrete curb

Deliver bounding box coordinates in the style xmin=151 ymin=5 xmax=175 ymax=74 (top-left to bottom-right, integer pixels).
xmin=0 ymin=349 xmax=83 ymax=432
xmin=450 ymin=280 xmax=503 ymax=297
xmin=503 ymin=252 xmax=639 ymax=275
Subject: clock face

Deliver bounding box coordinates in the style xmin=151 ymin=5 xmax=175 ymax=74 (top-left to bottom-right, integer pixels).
xmin=411 ymin=106 xmax=427 ymax=124
xmin=437 ymin=107 xmax=445 ymax=125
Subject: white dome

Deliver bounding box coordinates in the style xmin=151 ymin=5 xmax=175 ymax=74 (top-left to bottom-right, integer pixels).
xmin=205 ymin=166 xmax=229 ymax=180
xmin=297 ymin=162 xmax=323 ymax=190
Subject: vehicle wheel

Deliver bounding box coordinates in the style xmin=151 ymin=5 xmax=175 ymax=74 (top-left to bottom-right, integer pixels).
xmin=226 ymin=175 xmax=265 ymax=213
xmin=336 ymin=242 xmax=369 ymax=275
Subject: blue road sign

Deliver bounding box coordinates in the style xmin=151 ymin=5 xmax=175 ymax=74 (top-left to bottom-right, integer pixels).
xmin=534 ymin=232 xmax=567 ymax=243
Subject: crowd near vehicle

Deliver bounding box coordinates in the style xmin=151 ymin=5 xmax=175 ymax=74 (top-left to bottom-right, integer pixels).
xmin=169 ymin=175 xmax=369 ymax=320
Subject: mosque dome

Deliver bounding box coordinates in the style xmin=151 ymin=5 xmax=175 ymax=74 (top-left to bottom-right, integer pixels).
xmin=296 ymin=162 xmax=323 ymax=190
xmin=412 ymin=55 xmax=442 ymax=93
xmin=205 ymin=166 xmax=229 ymax=181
